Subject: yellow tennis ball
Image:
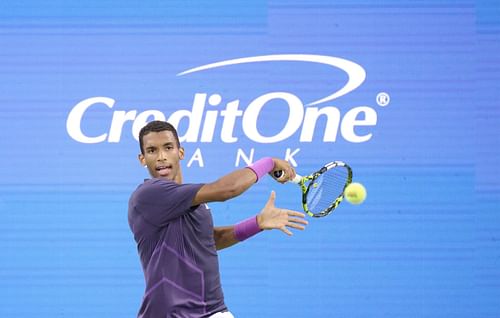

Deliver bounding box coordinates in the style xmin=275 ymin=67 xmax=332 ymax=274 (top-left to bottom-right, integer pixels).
xmin=344 ymin=182 xmax=367 ymax=205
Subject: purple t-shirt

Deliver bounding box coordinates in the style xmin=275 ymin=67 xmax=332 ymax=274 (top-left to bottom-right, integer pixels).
xmin=128 ymin=178 xmax=227 ymax=318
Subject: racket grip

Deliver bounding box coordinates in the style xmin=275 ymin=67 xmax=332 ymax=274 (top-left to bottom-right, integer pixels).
xmin=273 ymin=170 xmax=302 ymax=184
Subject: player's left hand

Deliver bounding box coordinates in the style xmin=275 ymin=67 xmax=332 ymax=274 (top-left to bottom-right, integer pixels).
xmin=257 ymin=191 xmax=308 ymax=236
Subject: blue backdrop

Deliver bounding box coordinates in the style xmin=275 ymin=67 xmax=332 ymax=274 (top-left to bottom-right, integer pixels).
xmin=1 ymin=1 xmax=499 ymax=317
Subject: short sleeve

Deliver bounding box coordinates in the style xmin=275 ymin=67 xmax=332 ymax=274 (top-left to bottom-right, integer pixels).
xmin=131 ymin=179 xmax=204 ymax=226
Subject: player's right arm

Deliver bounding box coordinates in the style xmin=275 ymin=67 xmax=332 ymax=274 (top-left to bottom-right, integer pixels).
xmin=191 ymin=157 xmax=295 ymax=206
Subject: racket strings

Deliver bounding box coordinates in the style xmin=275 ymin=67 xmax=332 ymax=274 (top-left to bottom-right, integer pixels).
xmin=306 ymin=167 xmax=349 ymax=215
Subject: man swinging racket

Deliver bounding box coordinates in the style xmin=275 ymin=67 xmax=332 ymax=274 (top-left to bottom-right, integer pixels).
xmin=128 ymin=120 xmax=308 ymax=318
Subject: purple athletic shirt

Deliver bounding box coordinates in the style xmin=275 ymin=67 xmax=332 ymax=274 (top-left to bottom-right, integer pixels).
xmin=128 ymin=178 xmax=227 ymax=318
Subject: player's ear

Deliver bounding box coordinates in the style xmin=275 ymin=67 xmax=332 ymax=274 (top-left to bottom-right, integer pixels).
xmin=179 ymin=147 xmax=185 ymax=160
xmin=138 ymin=153 xmax=146 ymax=166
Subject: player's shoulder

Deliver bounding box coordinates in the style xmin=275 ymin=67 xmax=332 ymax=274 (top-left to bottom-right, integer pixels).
xmin=130 ymin=180 xmax=173 ymax=208
xmin=133 ymin=179 xmax=205 ymax=200
xmin=137 ymin=178 xmax=176 ymax=192
xmin=136 ymin=178 xmax=201 ymax=196
xmin=143 ymin=178 xmax=175 ymax=186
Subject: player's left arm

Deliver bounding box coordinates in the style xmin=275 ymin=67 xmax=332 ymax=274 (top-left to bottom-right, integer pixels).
xmin=213 ymin=191 xmax=308 ymax=250
xmin=213 ymin=226 xmax=239 ymax=250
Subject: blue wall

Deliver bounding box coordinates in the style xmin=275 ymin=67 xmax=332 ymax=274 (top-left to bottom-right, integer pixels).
xmin=1 ymin=1 xmax=499 ymax=317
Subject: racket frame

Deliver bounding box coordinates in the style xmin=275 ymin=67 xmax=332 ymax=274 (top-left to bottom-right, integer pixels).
xmin=295 ymin=161 xmax=352 ymax=217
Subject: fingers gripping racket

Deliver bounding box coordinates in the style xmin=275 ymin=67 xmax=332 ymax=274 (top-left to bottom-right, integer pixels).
xmin=274 ymin=161 xmax=353 ymax=217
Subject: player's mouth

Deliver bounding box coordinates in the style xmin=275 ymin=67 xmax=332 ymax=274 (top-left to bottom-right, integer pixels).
xmin=155 ymin=165 xmax=172 ymax=177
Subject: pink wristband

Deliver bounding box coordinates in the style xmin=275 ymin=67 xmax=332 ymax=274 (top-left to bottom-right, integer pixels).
xmin=247 ymin=157 xmax=275 ymax=181
xmin=234 ymin=216 xmax=262 ymax=241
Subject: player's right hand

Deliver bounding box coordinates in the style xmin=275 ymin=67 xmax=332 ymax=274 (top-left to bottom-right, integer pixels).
xmin=270 ymin=158 xmax=296 ymax=183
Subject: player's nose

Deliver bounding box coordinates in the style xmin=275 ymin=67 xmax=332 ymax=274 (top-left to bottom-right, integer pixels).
xmin=157 ymin=149 xmax=167 ymax=161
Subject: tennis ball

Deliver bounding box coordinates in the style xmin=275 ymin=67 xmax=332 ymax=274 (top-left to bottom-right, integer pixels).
xmin=344 ymin=182 xmax=367 ymax=205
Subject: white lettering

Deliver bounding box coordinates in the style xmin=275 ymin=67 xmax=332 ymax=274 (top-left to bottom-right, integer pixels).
xmin=66 ymin=97 xmax=115 ymax=144
xmin=67 ymin=94 xmax=380 ymax=145
xmin=132 ymin=110 xmax=166 ymax=141
xmin=235 ymin=148 xmax=254 ymax=167
xmin=300 ymin=106 xmax=341 ymax=142
xmin=168 ymin=93 xmax=206 ymax=142
xmin=201 ymin=94 xmax=223 ymax=142
xmin=284 ymin=148 xmax=300 ymax=167
xmin=242 ymin=92 xmax=304 ymax=143
xmin=108 ymin=110 xmax=137 ymax=143
xmin=340 ymin=106 xmax=377 ymax=142
xmin=187 ymin=148 xmax=204 ymax=167
xmin=220 ymin=100 xmax=242 ymax=143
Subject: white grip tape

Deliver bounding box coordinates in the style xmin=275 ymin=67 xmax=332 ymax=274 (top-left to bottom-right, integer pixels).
xmin=273 ymin=170 xmax=302 ymax=184
xmin=290 ymin=174 xmax=302 ymax=184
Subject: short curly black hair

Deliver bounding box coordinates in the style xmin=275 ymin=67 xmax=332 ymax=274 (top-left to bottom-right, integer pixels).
xmin=138 ymin=121 xmax=180 ymax=154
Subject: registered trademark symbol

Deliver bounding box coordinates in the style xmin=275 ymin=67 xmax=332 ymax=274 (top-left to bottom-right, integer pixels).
xmin=376 ymin=92 xmax=390 ymax=106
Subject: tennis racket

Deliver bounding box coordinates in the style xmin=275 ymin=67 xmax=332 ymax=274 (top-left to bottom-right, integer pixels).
xmin=273 ymin=161 xmax=352 ymax=217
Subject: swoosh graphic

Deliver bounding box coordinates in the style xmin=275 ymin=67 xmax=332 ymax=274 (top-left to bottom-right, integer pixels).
xmin=177 ymin=54 xmax=366 ymax=106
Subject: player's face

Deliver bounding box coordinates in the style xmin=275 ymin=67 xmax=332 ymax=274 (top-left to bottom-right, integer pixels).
xmin=139 ymin=131 xmax=185 ymax=182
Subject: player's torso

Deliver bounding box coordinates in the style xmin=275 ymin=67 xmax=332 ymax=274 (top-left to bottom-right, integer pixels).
xmin=139 ymin=203 xmax=226 ymax=317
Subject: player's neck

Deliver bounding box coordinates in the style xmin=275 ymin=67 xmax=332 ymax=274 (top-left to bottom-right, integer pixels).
xmin=174 ymin=171 xmax=183 ymax=184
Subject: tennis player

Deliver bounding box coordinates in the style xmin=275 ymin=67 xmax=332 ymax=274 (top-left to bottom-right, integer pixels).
xmin=128 ymin=120 xmax=308 ymax=318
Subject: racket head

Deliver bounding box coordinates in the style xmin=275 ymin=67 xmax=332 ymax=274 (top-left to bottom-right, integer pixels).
xmin=300 ymin=161 xmax=352 ymax=217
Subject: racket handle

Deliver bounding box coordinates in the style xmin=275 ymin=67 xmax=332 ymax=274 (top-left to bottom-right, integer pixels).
xmin=273 ymin=170 xmax=302 ymax=184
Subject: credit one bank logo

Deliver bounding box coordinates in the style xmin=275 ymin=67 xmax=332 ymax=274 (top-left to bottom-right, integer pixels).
xmin=67 ymin=54 xmax=390 ymax=163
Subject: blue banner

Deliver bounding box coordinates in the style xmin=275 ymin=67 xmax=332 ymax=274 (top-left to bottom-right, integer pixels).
xmin=1 ymin=1 xmax=499 ymax=317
